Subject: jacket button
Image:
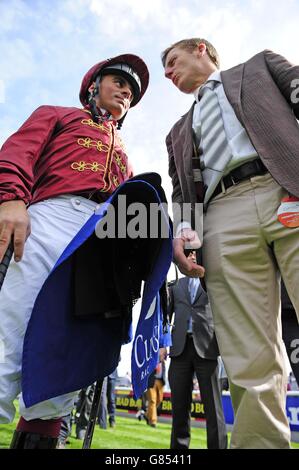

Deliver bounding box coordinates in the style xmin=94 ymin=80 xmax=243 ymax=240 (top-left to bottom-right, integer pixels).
xmin=75 ymin=199 xmax=81 ymax=205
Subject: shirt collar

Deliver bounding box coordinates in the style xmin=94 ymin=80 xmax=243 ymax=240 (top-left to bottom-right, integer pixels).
xmin=193 ymin=70 xmax=222 ymax=102
xmin=188 ymin=277 xmax=200 ymax=288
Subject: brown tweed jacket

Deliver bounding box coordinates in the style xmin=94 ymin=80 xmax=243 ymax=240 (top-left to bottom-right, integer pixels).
xmin=166 ymin=50 xmax=299 ymax=220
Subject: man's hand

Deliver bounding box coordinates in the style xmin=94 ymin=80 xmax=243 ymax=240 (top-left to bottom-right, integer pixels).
xmin=173 ymin=228 xmax=205 ymax=278
xmin=159 ymin=347 xmax=167 ymax=363
xmin=0 ymin=200 xmax=31 ymax=263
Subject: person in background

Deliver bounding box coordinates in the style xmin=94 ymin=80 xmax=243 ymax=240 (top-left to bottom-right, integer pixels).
xmin=135 ymin=391 xmax=148 ymax=421
xmin=56 ymin=414 xmax=73 ymax=449
xmin=145 ymin=349 xmax=167 ymax=428
xmin=98 ymin=366 xmax=118 ymax=429
xmin=57 ymin=384 xmax=95 ymax=447
xmin=98 ymin=378 xmax=108 ymax=429
xmin=106 ymin=368 xmax=118 ymax=428
xmin=168 ymin=251 xmax=227 ymax=449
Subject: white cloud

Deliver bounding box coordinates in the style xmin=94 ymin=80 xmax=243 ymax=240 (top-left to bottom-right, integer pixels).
xmin=0 ymin=0 xmax=31 ymax=33
xmin=0 ymin=38 xmax=38 ymax=82
xmin=0 ymin=80 xmax=5 ymax=104
xmin=90 ymin=0 xmax=167 ymax=25
xmin=0 ymin=113 xmax=19 ymax=146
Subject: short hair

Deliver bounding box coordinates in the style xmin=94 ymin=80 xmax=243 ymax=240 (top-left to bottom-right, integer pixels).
xmin=161 ymin=38 xmax=220 ymax=69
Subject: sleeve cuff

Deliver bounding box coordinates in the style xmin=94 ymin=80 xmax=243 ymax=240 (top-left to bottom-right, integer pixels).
xmin=175 ymin=221 xmax=192 ymax=238
xmin=0 ymin=192 xmax=29 ymax=205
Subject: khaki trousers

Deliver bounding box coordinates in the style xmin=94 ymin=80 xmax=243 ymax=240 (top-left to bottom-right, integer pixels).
xmin=146 ymin=379 xmax=164 ymax=425
xmin=203 ymin=172 xmax=299 ymax=449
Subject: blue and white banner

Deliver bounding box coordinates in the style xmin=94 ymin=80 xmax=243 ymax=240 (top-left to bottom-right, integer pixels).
xmin=131 ymin=192 xmax=172 ymax=398
xmin=132 ymin=292 xmax=172 ymax=399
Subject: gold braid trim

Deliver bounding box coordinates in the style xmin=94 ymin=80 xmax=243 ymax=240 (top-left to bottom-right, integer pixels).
xmin=113 ymin=175 xmax=120 ymax=187
xmin=113 ymin=151 xmax=127 ymax=175
xmin=77 ymin=137 xmax=110 ymax=153
xmin=81 ymin=118 xmax=111 ymax=135
xmin=70 ymin=161 xmax=105 ymax=172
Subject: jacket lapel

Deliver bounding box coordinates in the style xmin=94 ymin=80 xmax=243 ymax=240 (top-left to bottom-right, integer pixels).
xmin=193 ymin=280 xmax=204 ymax=303
xmin=181 ymin=277 xmax=203 ymax=304
xmin=180 ymin=277 xmax=191 ymax=304
xmin=221 ymin=64 xmax=245 ymax=125
xmin=179 ymin=103 xmax=196 ymax=179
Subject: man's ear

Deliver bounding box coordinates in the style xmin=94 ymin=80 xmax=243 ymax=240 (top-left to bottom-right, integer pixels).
xmin=197 ymin=42 xmax=207 ymax=57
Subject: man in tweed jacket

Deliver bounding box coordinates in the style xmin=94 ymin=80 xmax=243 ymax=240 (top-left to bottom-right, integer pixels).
xmin=161 ymin=37 xmax=299 ymax=448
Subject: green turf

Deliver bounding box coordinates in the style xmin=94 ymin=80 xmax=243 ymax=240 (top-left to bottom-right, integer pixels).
xmin=0 ymin=411 xmax=207 ymax=449
xmin=1 ymin=409 xmax=298 ymax=449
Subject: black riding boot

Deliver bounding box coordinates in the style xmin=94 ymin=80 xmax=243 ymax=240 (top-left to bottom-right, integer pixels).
xmin=10 ymin=430 xmax=58 ymax=449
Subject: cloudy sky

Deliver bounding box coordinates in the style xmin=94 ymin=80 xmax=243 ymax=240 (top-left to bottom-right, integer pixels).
xmin=1 ymin=0 xmax=297 ymax=375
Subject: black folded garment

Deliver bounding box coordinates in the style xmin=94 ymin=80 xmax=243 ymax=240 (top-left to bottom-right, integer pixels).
xmin=71 ymin=173 xmax=172 ymax=329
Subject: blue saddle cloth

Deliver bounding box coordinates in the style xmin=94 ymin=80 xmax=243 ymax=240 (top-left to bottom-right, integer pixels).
xmin=22 ymin=174 xmax=173 ymax=407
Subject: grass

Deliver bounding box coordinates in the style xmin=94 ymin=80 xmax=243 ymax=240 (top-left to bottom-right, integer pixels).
xmin=0 ymin=411 xmax=207 ymax=449
xmin=89 ymin=416 xmax=208 ymax=450
xmin=1 ymin=409 xmax=298 ymax=449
